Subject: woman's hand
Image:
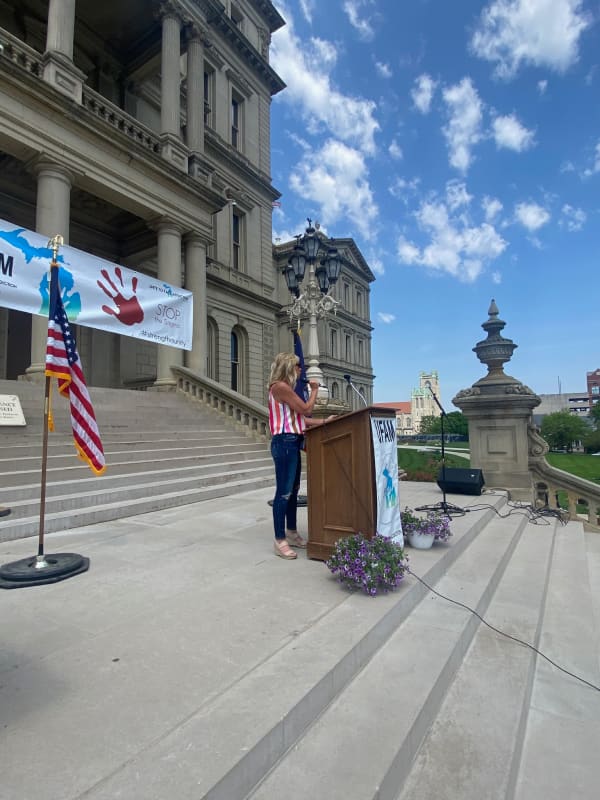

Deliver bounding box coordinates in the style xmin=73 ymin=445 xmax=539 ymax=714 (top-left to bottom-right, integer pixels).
xmin=309 ymin=380 xmax=319 ymax=393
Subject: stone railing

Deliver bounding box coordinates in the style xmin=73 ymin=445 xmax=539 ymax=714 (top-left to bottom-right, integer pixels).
xmin=528 ymin=425 xmax=600 ymax=529
xmin=0 ymin=28 xmax=43 ymax=76
xmin=172 ymin=366 xmax=269 ymax=441
xmin=81 ymin=86 xmax=161 ymax=154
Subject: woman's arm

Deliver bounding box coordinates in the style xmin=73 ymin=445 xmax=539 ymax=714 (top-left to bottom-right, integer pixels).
xmin=270 ymin=380 xmax=319 ymax=415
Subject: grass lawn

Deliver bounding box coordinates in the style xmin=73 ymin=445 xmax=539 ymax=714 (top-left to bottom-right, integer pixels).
xmin=545 ymin=453 xmax=600 ymax=483
xmin=398 ymin=448 xmax=470 ymax=481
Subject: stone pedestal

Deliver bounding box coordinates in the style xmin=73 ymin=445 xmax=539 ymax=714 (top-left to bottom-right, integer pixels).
xmin=453 ymin=301 xmax=541 ymax=502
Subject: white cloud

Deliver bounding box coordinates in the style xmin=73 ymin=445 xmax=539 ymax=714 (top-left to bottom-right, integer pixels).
xmin=491 ymin=271 xmax=502 ymax=284
xmin=471 ymin=0 xmax=591 ymax=79
xmin=271 ymin=13 xmax=379 ymax=155
xmin=514 ymin=202 xmax=551 ymax=230
xmin=343 ymin=0 xmax=375 ymax=41
xmin=369 ymin=256 xmax=385 ymax=276
xmin=389 ymin=176 xmax=420 ymax=200
xmin=388 ymin=139 xmax=403 ymax=160
xmin=375 ymin=61 xmax=392 ymax=79
xmin=446 ymin=180 xmax=472 ymax=211
xmin=442 ymin=78 xmax=484 ymax=173
xmin=289 ymin=139 xmax=378 ymax=239
xmin=492 ymin=114 xmax=536 ymax=151
xmin=560 ymin=204 xmax=587 ymax=231
xmin=377 ymin=312 xmax=396 ymax=323
xmin=482 ymin=196 xmax=503 ymax=221
xmin=538 ymin=79 xmax=548 ymax=94
xmin=583 ymin=140 xmax=600 ymax=177
xmin=299 ymin=0 xmax=315 ymax=24
xmin=411 ymin=74 xmax=437 ymax=113
xmin=397 ymin=198 xmax=507 ymax=282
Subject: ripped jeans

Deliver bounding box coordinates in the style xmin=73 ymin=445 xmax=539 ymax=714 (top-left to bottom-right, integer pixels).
xmin=270 ymin=433 xmax=303 ymax=540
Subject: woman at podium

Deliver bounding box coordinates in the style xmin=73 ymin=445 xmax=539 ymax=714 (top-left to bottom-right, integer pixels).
xmin=268 ymin=352 xmax=320 ymax=559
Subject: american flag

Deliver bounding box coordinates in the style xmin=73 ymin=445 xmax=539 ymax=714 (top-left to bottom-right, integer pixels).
xmin=45 ymin=268 xmax=106 ymax=475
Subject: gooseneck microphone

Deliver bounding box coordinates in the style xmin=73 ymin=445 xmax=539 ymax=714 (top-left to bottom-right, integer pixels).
xmin=343 ymin=373 xmax=368 ymax=407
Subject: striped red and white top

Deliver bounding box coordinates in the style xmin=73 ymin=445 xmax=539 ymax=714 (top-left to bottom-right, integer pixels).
xmin=268 ymin=389 xmax=306 ymax=435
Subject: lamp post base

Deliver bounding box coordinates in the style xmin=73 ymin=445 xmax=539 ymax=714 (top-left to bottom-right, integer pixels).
xmin=0 ymin=552 xmax=90 ymax=589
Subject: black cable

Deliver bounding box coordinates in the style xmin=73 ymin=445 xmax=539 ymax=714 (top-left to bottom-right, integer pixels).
xmin=406 ymin=566 xmax=600 ymax=694
xmin=459 ymin=499 xmax=569 ymax=526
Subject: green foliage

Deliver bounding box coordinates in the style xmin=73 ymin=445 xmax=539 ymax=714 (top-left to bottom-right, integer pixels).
xmin=397 ymin=448 xmax=469 ymax=481
xmin=540 ymin=411 xmax=590 ymax=452
xmin=590 ymin=401 xmax=600 ymax=428
xmin=419 ymin=412 xmax=468 ymax=437
xmin=583 ymin=429 xmax=600 ymax=454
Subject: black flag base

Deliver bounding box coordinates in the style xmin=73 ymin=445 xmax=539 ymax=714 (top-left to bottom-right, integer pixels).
xmin=0 ymin=552 xmax=90 ymax=589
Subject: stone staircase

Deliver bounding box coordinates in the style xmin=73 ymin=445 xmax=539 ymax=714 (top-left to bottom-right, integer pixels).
xmin=0 ymin=379 xmax=274 ymax=543
xmin=119 ymin=492 xmax=597 ymax=800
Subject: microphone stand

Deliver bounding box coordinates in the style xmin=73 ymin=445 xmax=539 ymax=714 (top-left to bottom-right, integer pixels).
xmin=415 ymin=383 xmax=466 ymax=517
xmin=344 ymin=374 xmax=368 ymax=408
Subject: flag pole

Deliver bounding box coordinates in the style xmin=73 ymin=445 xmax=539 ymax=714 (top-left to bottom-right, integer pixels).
xmin=35 ymin=235 xmax=64 ymax=569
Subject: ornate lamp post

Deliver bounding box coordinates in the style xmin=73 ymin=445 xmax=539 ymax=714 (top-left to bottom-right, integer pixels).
xmin=283 ymin=219 xmax=342 ymax=402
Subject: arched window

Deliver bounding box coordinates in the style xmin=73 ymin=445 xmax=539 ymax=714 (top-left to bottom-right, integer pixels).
xmin=346 ymin=384 xmax=352 ymax=408
xmin=331 ymin=381 xmax=339 ymax=400
xmin=207 ymin=317 xmax=218 ymax=380
xmin=231 ymin=331 xmax=239 ymax=391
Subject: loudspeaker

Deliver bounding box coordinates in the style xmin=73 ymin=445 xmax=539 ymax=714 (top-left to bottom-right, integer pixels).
xmin=437 ymin=468 xmax=484 ymax=496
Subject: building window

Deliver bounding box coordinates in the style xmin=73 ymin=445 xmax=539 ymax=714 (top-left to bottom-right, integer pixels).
xmin=231 ymin=331 xmax=239 ymax=391
xmin=343 ymin=283 xmax=350 ymax=310
xmin=345 ymin=334 xmax=351 ymax=362
xmin=592 ymin=385 xmax=599 ymax=395
xmin=356 ymin=291 xmax=362 ymax=318
xmin=330 ymin=328 xmax=338 ymax=358
xmin=358 ymin=339 xmax=364 ymax=366
xmin=331 ymin=381 xmax=339 ymax=399
xmin=207 ymin=317 xmax=218 ymax=380
xmin=204 ymin=69 xmax=214 ymax=128
xmin=231 ymin=92 xmax=243 ymax=150
xmin=232 ymin=210 xmax=244 ymax=271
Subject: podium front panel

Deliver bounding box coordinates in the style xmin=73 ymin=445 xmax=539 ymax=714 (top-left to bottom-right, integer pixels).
xmin=305 ymin=407 xmax=393 ymax=561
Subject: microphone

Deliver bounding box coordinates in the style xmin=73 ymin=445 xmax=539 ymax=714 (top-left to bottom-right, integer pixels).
xmin=300 ymin=378 xmax=325 ymax=388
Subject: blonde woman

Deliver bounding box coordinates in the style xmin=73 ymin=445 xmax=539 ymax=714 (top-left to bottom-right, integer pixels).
xmin=268 ymin=352 xmax=330 ymax=559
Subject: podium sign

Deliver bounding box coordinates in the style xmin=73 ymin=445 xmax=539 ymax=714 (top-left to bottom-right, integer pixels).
xmin=305 ymin=406 xmax=400 ymax=560
xmin=0 ymin=394 xmax=26 ymax=426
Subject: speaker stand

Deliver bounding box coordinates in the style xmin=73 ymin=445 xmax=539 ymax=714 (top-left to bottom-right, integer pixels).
xmin=414 ymin=387 xmax=468 ymax=518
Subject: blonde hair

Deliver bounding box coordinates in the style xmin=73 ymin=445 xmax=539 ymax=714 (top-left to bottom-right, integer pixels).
xmin=269 ymin=352 xmax=299 ymax=388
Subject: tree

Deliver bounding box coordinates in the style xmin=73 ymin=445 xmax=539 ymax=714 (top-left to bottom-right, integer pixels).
xmin=419 ymin=412 xmax=468 ymax=438
xmin=583 ymin=429 xmax=600 ymax=454
xmin=540 ymin=411 xmax=590 ymax=452
xmin=590 ymin=401 xmax=600 ymax=429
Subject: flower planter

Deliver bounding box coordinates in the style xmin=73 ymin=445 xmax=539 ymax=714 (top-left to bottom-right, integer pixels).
xmin=407 ymin=531 xmax=435 ymax=550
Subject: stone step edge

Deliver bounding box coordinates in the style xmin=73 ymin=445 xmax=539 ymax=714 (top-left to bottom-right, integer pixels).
xmin=6 ymin=457 xmax=274 ymax=500
xmin=0 ymin=474 xmax=277 ymax=543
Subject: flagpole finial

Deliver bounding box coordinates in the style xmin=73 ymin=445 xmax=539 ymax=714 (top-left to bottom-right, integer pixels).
xmin=47 ymin=235 xmax=64 ymax=263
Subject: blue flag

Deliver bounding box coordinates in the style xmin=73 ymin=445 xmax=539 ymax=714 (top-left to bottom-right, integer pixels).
xmin=293 ymin=330 xmax=309 ymax=402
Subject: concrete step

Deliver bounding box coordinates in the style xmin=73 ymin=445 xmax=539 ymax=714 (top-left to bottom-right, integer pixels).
xmin=514 ymin=521 xmax=600 ymax=800
xmin=247 ymin=509 xmax=528 ymax=800
xmin=0 ymin=471 xmax=276 ymax=542
xmin=74 ymin=496 xmax=507 ymax=800
xmin=397 ymin=517 xmax=558 ymax=800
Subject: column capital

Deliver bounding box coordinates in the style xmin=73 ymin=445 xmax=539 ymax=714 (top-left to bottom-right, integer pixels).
xmin=148 ymin=216 xmax=185 ymax=237
xmin=184 ymin=21 xmax=211 ymax=46
xmin=157 ymin=0 xmax=184 ymax=23
xmin=28 ymin=156 xmax=75 ymax=187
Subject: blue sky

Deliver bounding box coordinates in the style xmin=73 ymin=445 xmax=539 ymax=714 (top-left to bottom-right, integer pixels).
xmin=269 ymin=0 xmax=600 ymax=408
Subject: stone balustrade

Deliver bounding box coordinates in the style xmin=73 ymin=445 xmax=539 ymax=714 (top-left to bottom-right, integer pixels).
xmin=0 ymin=28 xmax=43 ymax=76
xmin=81 ymin=87 xmax=161 ymax=154
xmin=173 ymin=366 xmax=269 ymax=441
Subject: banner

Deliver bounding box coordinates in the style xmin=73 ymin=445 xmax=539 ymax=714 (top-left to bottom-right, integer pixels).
xmin=0 ymin=219 xmax=193 ymax=350
xmin=370 ymin=416 xmax=403 ymax=545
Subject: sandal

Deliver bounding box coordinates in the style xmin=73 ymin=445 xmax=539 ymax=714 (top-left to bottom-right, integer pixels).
xmin=274 ymin=539 xmax=297 ymax=559
xmin=286 ymin=530 xmax=307 ymax=548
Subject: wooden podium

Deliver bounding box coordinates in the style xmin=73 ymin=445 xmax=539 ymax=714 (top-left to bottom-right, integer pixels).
xmin=305 ymin=405 xmax=397 ymax=561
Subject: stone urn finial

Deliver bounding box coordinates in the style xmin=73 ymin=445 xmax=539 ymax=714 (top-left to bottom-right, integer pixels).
xmin=473 ymin=299 xmax=517 ymax=381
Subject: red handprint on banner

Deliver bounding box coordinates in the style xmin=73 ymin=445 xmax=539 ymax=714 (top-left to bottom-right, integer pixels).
xmin=97 ymin=267 xmax=144 ymax=326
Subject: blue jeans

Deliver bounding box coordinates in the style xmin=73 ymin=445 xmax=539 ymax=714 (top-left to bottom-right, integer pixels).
xmin=270 ymin=433 xmax=303 ymax=540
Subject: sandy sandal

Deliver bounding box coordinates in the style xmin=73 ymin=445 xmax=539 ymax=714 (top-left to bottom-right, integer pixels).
xmin=286 ymin=530 xmax=307 ymax=548
xmin=274 ymin=539 xmax=297 ymax=559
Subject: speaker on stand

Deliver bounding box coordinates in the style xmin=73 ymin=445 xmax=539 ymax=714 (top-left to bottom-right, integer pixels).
xmin=437 ymin=468 xmax=485 ymax=496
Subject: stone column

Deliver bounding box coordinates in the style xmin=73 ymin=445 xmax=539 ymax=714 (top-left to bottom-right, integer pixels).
xmin=453 ymin=300 xmax=541 ymax=501
xmin=154 ymin=221 xmax=184 ymax=388
xmin=43 ymin=0 xmax=86 ymax=102
xmin=159 ymin=3 xmax=188 ymax=171
xmin=184 ymin=234 xmax=207 ymax=376
xmin=27 ymin=161 xmax=72 ymax=379
xmin=185 ymin=26 xmax=205 ymax=155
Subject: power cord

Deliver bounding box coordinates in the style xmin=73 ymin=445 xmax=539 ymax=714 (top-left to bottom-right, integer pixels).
xmin=406 ymin=566 xmax=600 ymax=694
xmin=459 ymin=496 xmax=569 ymax=526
